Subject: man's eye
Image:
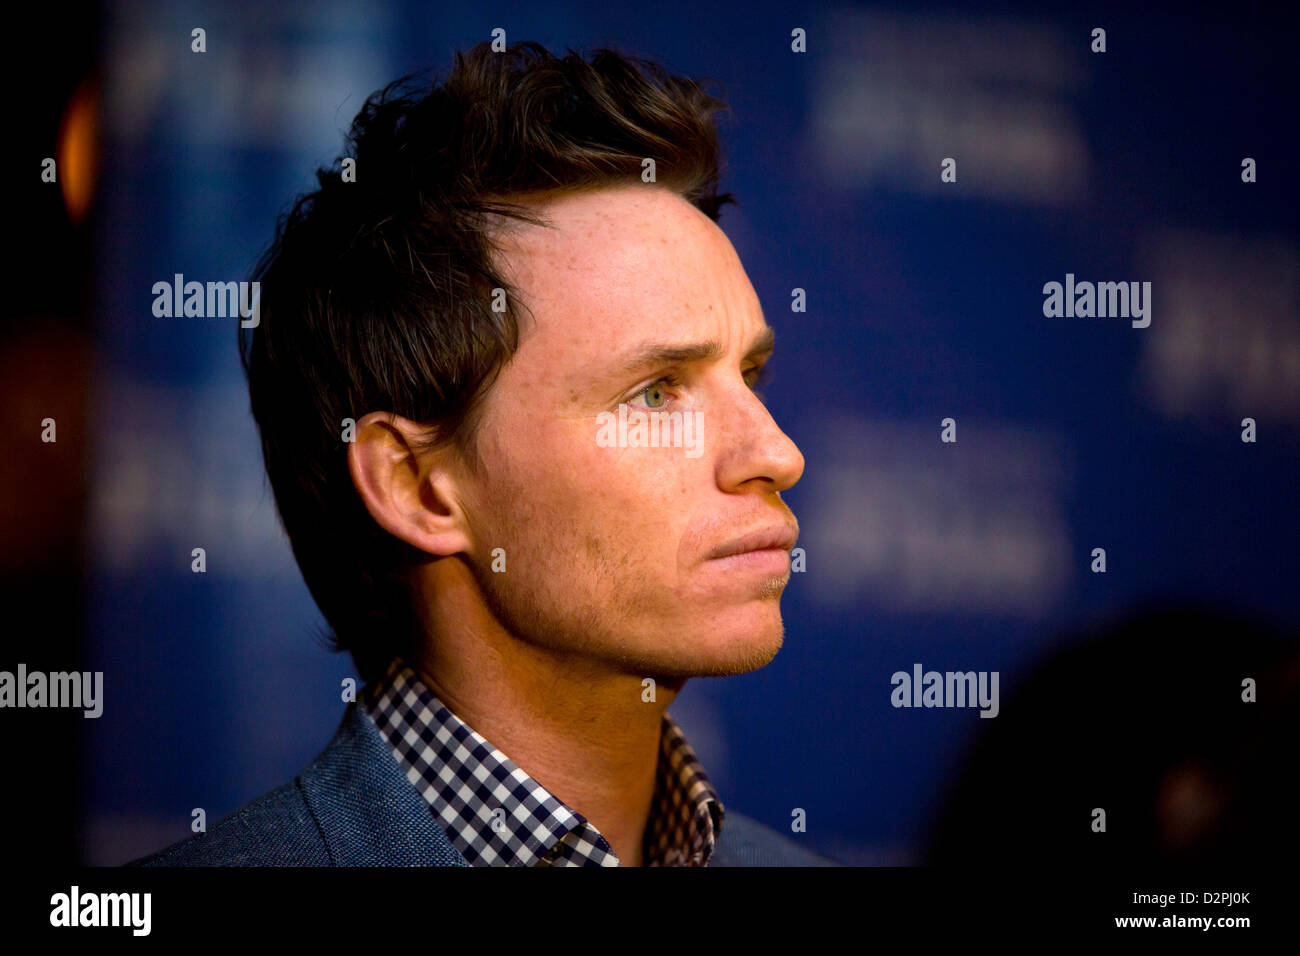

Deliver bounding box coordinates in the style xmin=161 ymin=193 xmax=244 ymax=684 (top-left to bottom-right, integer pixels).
xmin=632 ymin=374 xmax=680 ymax=408
xmin=628 ymin=366 xmax=769 ymax=409
xmin=642 ymin=382 xmax=669 ymax=408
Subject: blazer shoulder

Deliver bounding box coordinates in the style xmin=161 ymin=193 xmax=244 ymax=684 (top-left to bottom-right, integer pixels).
xmin=712 ymin=810 xmax=840 ymax=867
xmin=123 ymin=701 xmax=465 ymax=867
xmin=126 ymin=776 xmax=330 ymax=867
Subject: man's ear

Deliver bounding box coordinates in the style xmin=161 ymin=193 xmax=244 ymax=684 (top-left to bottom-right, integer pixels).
xmin=347 ymin=411 xmax=473 ymax=557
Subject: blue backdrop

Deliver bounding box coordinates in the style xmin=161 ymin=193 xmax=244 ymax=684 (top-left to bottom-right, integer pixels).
xmin=80 ymin=0 xmax=1299 ymax=864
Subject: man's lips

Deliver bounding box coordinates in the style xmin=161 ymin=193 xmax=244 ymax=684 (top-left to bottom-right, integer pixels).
xmin=707 ymin=524 xmax=799 ymax=561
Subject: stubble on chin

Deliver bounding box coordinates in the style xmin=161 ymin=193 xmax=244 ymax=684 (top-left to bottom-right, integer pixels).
xmin=467 ymin=544 xmax=788 ymax=680
xmin=464 ymin=469 xmax=790 ymax=679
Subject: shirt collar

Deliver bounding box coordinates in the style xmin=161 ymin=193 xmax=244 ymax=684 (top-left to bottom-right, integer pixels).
xmin=362 ymin=657 xmax=725 ymax=866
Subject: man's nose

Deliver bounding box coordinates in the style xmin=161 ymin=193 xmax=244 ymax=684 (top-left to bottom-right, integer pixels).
xmin=713 ymin=386 xmax=805 ymax=493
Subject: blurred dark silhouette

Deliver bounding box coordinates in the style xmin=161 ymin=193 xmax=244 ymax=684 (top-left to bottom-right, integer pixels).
xmin=1 ymin=6 xmax=99 ymax=869
xmin=925 ymin=602 xmax=1299 ymax=866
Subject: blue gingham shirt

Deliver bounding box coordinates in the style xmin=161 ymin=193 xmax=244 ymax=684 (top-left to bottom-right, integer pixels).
xmin=362 ymin=658 xmax=726 ymax=866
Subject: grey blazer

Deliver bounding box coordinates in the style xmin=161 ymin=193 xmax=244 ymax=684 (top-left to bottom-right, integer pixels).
xmin=129 ymin=701 xmax=837 ymax=867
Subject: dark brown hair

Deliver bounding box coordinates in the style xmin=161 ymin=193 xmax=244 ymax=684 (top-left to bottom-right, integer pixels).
xmin=241 ymin=41 xmax=734 ymax=683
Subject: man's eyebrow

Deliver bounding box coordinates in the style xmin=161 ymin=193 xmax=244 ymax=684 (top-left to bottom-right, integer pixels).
xmin=616 ymin=325 xmax=776 ymax=375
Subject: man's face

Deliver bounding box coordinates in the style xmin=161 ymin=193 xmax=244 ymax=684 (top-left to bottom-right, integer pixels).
xmin=456 ymin=184 xmax=804 ymax=679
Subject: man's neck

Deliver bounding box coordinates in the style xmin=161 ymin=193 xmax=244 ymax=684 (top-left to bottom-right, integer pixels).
xmin=410 ymin=596 xmax=680 ymax=866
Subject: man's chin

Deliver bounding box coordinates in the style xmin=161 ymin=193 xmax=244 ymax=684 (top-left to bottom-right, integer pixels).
xmin=686 ymin=633 xmax=784 ymax=678
xmin=636 ymin=618 xmax=786 ymax=680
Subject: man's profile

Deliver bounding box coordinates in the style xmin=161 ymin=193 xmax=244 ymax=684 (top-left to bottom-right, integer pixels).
xmin=131 ymin=40 xmax=832 ymax=867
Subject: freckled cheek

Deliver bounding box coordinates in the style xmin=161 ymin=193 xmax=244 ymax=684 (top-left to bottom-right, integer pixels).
xmin=517 ymin=428 xmax=701 ymax=566
xmin=601 ymin=452 xmax=701 ymax=579
xmin=596 ymin=445 xmax=693 ymax=497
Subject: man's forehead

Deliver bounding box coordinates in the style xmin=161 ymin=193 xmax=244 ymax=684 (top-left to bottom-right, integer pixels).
xmin=493 ymin=184 xmax=720 ymax=277
xmin=493 ymin=186 xmax=755 ymax=354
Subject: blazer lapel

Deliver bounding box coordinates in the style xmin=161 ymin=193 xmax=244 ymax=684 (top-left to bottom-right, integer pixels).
xmin=298 ymin=701 xmax=469 ymax=866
